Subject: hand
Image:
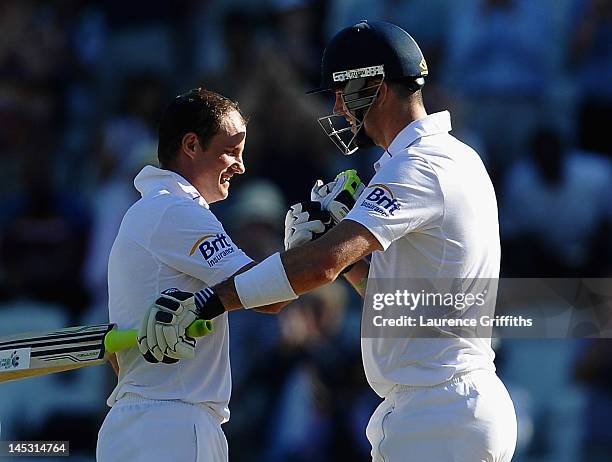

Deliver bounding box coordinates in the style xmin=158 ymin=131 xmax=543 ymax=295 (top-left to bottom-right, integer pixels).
xmin=311 ymin=169 xmax=365 ymax=224
xmin=138 ymin=288 xmax=199 ymax=363
xmin=284 ymin=201 xmax=333 ymax=250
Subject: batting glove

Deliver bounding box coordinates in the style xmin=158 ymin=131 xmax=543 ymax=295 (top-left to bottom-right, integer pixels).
xmin=284 ymin=201 xmax=333 ymax=250
xmin=138 ymin=288 xmax=225 ymax=363
xmin=311 ymin=169 xmax=365 ymax=224
xmin=138 ymin=288 xmax=200 ymax=363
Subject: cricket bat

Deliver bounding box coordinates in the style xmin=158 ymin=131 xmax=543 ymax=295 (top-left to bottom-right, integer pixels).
xmin=0 ymin=320 xmax=213 ymax=383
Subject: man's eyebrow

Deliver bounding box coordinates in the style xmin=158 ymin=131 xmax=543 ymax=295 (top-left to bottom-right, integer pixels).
xmin=225 ymin=131 xmax=246 ymax=145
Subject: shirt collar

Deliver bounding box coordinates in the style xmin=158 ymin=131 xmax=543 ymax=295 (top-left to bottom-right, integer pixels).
xmin=373 ymin=150 xmax=393 ymax=172
xmin=134 ymin=165 xmax=209 ymax=208
xmin=374 ymin=111 xmax=452 ymax=171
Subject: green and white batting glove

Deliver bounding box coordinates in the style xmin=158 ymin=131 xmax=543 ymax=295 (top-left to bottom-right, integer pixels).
xmin=311 ymin=169 xmax=365 ymax=224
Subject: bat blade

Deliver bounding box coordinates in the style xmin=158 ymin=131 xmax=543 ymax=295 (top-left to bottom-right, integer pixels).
xmin=0 ymin=359 xmax=107 ymax=382
xmin=0 ymin=319 xmax=213 ymax=383
xmin=0 ymin=324 xmax=114 ymax=383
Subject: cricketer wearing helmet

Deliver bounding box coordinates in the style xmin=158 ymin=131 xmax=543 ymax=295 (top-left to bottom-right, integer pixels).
xmin=141 ymin=21 xmax=517 ymax=462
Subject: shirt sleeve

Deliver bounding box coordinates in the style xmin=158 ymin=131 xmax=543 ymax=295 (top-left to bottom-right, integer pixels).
xmin=149 ymin=200 xmax=253 ymax=287
xmin=345 ymin=155 xmax=443 ymax=250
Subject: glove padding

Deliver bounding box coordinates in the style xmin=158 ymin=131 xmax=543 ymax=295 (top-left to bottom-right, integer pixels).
xmin=284 ymin=201 xmax=333 ymax=250
xmin=311 ymin=169 xmax=365 ymax=224
xmin=138 ymin=288 xmax=199 ymax=363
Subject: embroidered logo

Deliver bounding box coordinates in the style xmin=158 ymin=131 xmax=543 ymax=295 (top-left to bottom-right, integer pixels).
xmin=360 ymin=184 xmax=401 ymax=216
xmin=190 ymin=233 xmax=236 ymax=267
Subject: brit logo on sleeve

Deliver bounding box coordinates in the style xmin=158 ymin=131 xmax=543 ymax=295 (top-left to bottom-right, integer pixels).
xmin=189 ymin=233 xmax=236 ymax=267
xmin=360 ymin=184 xmax=401 ymax=216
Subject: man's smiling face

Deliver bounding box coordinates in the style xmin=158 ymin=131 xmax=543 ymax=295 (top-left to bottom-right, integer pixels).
xmin=195 ymin=110 xmax=246 ymax=203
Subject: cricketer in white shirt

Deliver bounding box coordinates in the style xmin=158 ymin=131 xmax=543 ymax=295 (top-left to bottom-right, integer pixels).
xmin=344 ymin=111 xmax=516 ymax=461
xmin=97 ymin=166 xmax=252 ymax=461
xmin=347 ymin=111 xmax=500 ymax=394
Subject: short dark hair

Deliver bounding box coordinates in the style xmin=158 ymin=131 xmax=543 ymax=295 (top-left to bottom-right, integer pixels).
xmin=157 ymin=88 xmax=245 ymax=168
xmin=385 ymin=77 xmax=424 ymax=100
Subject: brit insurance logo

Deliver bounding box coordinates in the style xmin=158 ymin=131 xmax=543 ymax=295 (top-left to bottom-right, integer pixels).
xmin=360 ymin=184 xmax=401 ymax=216
xmin=189 ymin=233 xmax=235 ymax=268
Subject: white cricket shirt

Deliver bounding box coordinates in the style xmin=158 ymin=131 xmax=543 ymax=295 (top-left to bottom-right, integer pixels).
xmin=106 ymin=166 xmax=252 ymax=422
xmin=346 ymin=111 xmax=499 ymax=396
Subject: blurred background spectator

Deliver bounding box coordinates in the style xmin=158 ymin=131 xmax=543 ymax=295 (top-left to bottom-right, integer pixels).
xmin=573 ymin=339 xmax=612 ymax=461
xmin=570 ymin=0 xmax=612 ymax=156
xmin=0 ymin=1 xmax=610 ymax=460
xmin=500 ymin=125 xmax=612 ymax=276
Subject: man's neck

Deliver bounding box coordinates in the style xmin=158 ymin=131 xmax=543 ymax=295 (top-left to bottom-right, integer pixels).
xmin=379 ymin=104 xmax=428 ymax=150
xmin=167 ymin=164 xmax=201 ymax=196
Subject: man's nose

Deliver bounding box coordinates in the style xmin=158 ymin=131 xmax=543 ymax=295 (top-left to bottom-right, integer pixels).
xmin=333 ymin=92 xmax=346 ymax=115
xmin=233 ymin=160 xmax=245 ymax=175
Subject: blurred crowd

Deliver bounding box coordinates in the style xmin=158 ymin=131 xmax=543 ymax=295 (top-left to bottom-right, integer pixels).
xmin=0 ymin=0 xmax=611 ymax=461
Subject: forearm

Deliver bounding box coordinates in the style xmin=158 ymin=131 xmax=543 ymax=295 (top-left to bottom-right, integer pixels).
xmin=213 ymin=241 xmax=335 ymax=311
xmin=215 ymin=277 xmax=245 ymax=310
xmin=213 ymin=220 xmax=380 ymax=312
xmin=220 ymin=262 xmax=291 ymax=313
xmin=282 ymin=239 xmax=340 ymax=293
xmin=253 ymin=301 xmax=292 ymax=314
xmin=342 ymin=259 xmax=369 ymax=297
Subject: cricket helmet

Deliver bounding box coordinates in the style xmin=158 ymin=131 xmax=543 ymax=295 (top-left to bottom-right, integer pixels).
xmin=309 ymin=20 xmax=428 ymax=155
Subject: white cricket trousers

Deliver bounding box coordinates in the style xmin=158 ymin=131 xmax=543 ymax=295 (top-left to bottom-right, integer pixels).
xmin=366 ymin=370 xmax=517 ymax=462
xmin=96 ymin=394 xmax=228 ymax=462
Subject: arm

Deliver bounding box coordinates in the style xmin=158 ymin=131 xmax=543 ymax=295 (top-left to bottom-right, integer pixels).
xmin=213 ymin=219 xmax=381 ymax=310
xmin=232 ymin=261 xmax=291 ymax=314
xmin=253 ymin=300 xmax=291 ymax=314
xmin=221 ymin=169 xmax=371 ymax=309
xmin=342 ymin=258 xmax=370 ymax=297
xmin=138 ymin=171 xmax=373 ymax=362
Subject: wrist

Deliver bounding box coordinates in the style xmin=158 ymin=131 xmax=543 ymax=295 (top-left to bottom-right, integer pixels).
xmin=234 ymin=252 xmax=298 ymax=308
xmin=194 ymin=288 xmax=226 ymax=320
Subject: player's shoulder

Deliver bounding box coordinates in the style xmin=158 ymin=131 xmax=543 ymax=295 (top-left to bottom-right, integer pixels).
xmin=364 ymin=152 xmax=442 ymax=212
xmin=139 ymin=191 xmax=214 ymax=216
xmin=405 ymin=133 xmax=487 ymax=181
xmin=156 ymin=194 xmax=222 ymax=229
xmin=412 ymin=131 xmax=479 ymax=158
xmin=378 ymin=149 xmax=439 ymax=185
xmin=123 ymin=193 xmax=221 ymax=236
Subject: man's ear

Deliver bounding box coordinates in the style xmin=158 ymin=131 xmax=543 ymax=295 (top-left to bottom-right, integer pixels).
xmin=375 ymin=81 xmax=388 ymax=109
xmin=181 ymin=132 xmax=199 ymax=159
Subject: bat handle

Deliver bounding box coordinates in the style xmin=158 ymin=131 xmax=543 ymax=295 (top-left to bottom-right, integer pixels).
xmin=104 ymin=319 xmax=214 ymax=354
xmin=186 ymin=319 xmax=215 ymax=337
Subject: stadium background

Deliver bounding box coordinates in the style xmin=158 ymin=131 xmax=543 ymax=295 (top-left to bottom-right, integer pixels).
xmin=0 ymin=0 xmax=611 ymax=460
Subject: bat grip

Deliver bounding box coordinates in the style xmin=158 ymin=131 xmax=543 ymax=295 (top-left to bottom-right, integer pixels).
xmin=104 ymin=319 xmax=214 ymax=354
